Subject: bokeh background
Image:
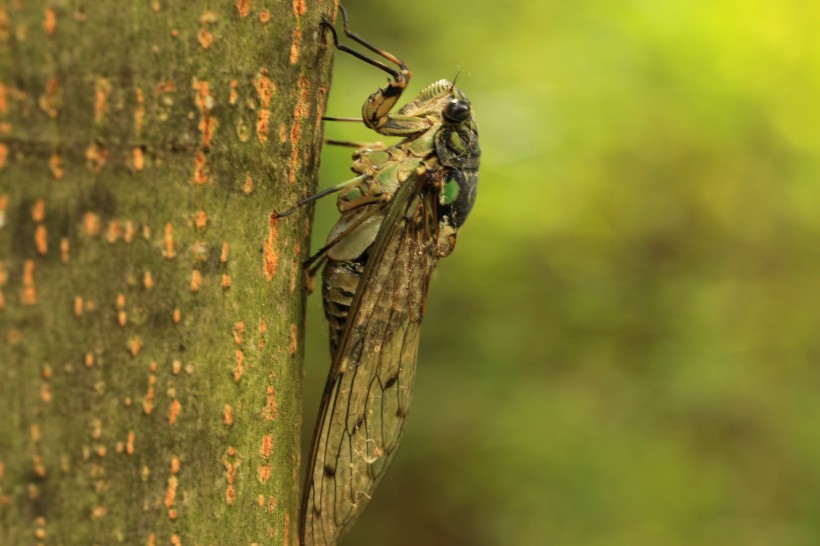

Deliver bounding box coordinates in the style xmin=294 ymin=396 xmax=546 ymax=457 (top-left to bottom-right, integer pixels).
xmin=302 ymin=1 xmax=820 ymax=545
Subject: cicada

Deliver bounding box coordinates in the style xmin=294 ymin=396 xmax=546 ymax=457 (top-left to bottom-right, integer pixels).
xmin=274 ymin=7 xmax=480 ymax=545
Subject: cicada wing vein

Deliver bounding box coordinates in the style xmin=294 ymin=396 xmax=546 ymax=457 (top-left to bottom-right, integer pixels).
xmin=301 ymin=175 xmax=439 ymax=546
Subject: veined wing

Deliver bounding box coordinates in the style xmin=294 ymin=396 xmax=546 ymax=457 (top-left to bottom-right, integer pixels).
xmin=301 ymin=173 xmax=439 ymax=546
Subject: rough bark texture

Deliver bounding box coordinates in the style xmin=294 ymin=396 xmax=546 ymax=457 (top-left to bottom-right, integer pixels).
xmin=0 ymin=1 xmax=334 ymax=543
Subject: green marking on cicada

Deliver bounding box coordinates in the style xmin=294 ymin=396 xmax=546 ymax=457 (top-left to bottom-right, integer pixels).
xmin=272 ymin=6 xmax=480 ymax=546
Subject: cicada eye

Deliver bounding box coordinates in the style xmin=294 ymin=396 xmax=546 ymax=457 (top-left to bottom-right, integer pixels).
xmin=442 ymin=98 xmax=471 ymax=123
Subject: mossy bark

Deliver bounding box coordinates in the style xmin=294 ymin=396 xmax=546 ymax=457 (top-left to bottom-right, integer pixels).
xmin=0 ymin=1 xmax=335 ymax=543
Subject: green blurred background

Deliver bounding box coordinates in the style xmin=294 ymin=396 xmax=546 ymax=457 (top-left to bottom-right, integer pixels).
xmin=302 ymin=1 xmax=820 ymax=544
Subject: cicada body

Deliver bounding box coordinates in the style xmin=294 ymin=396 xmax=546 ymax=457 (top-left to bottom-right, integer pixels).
xmin=273 ymin=8 xmax=480 ymax=545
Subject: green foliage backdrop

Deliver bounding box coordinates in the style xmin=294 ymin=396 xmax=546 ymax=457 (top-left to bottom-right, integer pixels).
xmin=303 ymin=1 xmax=820 ymax=545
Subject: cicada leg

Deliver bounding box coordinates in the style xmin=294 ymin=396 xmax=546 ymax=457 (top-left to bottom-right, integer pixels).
xmin=321 ymin=6 xmax=431 ymax=136
xmin=300 ymin=200 xmax=388 ymax=293
xmin=271 ymin=174 xmax=369 ymax=218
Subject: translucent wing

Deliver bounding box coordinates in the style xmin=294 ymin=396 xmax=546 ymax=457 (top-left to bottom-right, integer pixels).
xmin=301 ymin=174 xmax=439 ymax=546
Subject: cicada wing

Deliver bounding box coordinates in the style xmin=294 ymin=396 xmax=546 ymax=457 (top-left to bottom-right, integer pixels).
xmin=301 ymin=176 xmax=439 ymax=546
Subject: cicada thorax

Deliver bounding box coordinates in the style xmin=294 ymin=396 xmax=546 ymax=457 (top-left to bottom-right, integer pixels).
xmin=320 ymin=103 xmax=481 ymax=357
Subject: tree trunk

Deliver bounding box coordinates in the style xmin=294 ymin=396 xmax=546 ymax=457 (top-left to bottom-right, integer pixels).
xmin=0 ymin=1 xmax=334 ymax=543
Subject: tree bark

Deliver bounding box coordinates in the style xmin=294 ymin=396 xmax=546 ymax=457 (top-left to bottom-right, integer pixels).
xmin=0 ymin=1 xmax=334 ymax=543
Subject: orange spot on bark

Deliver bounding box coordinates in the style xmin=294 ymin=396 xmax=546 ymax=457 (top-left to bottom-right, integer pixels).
xmin=171 ymin=455 xmax=181 ymax=474
xmin=289 ymin=75 xmax=310 ymax=184
xmin=150 ymin=0 xmax=161 ymax=12
xmin=163 ymin=223 xmax=175 ymax=260
xmin=38 ymin=76 xmax=59 ymax=118
xmin=190 ymin=269 xmax=201 ymax=292
xmin=195 ymin=210 xmax=208 ymax=230
xmin=143 ymin=271 xmax=154 ymax=290
xmin=220 ymin=242 xmax=229 ymax=263
xmin=21 ymin=260 xmax=36 ymax=305
xmin=31 ymin=198 xmax=45 ymax=222
xmin=165 ymin=475 xmax=178 ymax=507
xmin=258 ymin=319 xmax=267 ymax=350
xmin=0 ymin=83 xmax=7 ymax=113
xmin=91 ymin=506 xmax=106 ymax=519
xmin=58 ymin=237 xmax=68 ymax=262
xmin=32 ymin=455 xmax=46 ymax=477
xmin=132 ymin=147 xmax=144 ymax=171
xmin=292 ymin=0 xmax=306 ymax=16
xmin=134 ymin=87 xmax=145 ymax=135
xmin=257 ymin=465 xmax=271 ymax=482
xmin=225 ymin=485 xmax=236 ymax=504
xmin=263 ymin=215 xmax=279 ymax=280
xmin=278 ymin=123 xmax=287 ymax=143
xmin=243 ymin=172 xmax=254 ymax=193
xmin=39 ymin=384 xmax=52 ymax=403
xmin=90 ymin=419 xmax=102 ymax=439
xmin=194 ymin=150 xmax=209 ymax=184
xmin=229 ymin=79 xmax=239 ymax=105
xmin=0 ymin=144 xmax=7 ymax=170
xmin=254 ymin=73 xmax=275 ymax=107
xmin=169 ymin=399 xmax=181 ymax=425
xmin=259 ymin=10 xmax=270 ymax=23
xmin=84 ymin=353 xmax=95 ymax=368
xmin=233 ymin=321 xmax=245 ymax=344
xmin=233 ymin=349 xmax=244 ymax=382
xmin=73 ymin=296 xmax=83 ymax=317
xmin=193 ymin=79 xmax=217 ymax=148
xmin=223 ymin=405 xmax=233 ymax=426
xmin=262 ymin=385 xmax=278 ymax=421
xmin=260 ymin=434 xmax=273 ymax=459
xmin=221 ymin=274 xmax=231 ymax=288
xmin=172 ymin=359 xmax=182 ymax=375
xmin=93 ymin=78 xmax=111 ymax=123
xmin=173 ymin=308 xmax=181 ymax=324
xmin=236 ymin=0 xmax=251 ymax=18
xmin=48 ymin=152 xmax=64 ymax=179
xmin=154 ymin=79 xmax=176 ymax=94
xmin=143 ymin=375 xmax=155 ymax=414
xmin=289 ymin=323 xmax=298 ymax=356
xmin=289 ymin=28 xmax=302 ymax=64
xmin=126 ymin=431 xmax=135 ymax=455
xmin=82 ymin=212 xmax=101 ymax=236
xmin=31 ymin=424 xmax=42 ymax=442
xmin=35 ymin=225 xmax=48 ymax=255
xmin=198 ymin=27 xmax=213 ymax=49
xmin=124 ymin=220 xmax=135 ymax=243
xmin=43 ymin=7 xmax=56 ymax=35
xmin=127 ymin=336 xmax=142 ymax=357
xmin=256 ymin=108 xmax=270 ymax=142
xmin=85 ymin=141 xmax=109 ymax=172
xmin=105 ymin=220 xmax=122 ymax=243
xmin=200 ymin=10 xmax=217 ymax=24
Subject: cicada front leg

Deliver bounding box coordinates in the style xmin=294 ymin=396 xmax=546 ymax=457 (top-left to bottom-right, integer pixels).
xmin=322 ymin=5 xmax=431 ymax=136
